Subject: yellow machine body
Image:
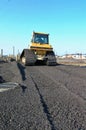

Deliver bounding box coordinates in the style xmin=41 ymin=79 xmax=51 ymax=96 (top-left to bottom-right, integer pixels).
xmin=29 ymin=32 xmax=53 ymax=60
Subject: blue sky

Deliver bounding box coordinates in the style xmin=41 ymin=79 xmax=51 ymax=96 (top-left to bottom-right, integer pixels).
xmin=0 ymin=0 xmax=86 ymax=55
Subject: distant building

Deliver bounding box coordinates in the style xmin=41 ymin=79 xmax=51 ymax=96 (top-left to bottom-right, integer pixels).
xmin=61 ymin=53 xmax=86 ymax=59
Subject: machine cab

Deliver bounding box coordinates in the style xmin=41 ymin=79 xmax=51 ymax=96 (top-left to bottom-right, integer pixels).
xmin=31 ymin=32 xmax=49 ymax=44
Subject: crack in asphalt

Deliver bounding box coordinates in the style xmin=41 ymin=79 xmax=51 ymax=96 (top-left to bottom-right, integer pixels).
xmin=30 ymin=74 xmax=57 ymax=130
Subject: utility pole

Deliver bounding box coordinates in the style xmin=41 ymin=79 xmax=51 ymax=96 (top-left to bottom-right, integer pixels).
xmin=13 ymin=46 xmax=15 ymax=57
xmin=1 ymin=49 xmax=3 ymax=57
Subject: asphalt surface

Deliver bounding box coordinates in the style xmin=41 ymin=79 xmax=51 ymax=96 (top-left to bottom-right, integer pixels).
xmin=0 ymin=61 xmax=86 ymax=130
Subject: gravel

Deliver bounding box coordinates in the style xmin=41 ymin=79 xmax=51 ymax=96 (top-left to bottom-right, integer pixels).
xmin=0 ymin=61 xmax=86 ymax=130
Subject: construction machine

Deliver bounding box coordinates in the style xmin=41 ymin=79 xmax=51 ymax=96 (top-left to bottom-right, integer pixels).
xmin=20 ymin=31 xmax=57 ymax=65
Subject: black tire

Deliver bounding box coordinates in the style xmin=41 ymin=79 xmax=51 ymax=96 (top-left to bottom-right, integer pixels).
xmin=20 ymin=49 xmax=37 ymax=66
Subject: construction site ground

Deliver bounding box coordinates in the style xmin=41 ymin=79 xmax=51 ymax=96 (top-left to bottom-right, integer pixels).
xmin=0 ymin=61 xmax=86 ymax=130
xmin=58 ymin=58 xmax=86 ymax=66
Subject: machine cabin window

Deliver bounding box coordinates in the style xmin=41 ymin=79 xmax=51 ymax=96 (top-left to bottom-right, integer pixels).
xmin=33 ymin=34 xmax=49 ymax=44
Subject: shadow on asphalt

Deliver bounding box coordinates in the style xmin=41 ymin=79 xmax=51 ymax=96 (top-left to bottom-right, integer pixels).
xmin=19 ymin=84 xmax=27 ymax=93
xmin=35 ymin=61 xmax=46 ymax=66
xmin=17 ymin=63 xmax=27 ymax=93
xmin=17 ymin=63 xmax=26 ymax=81
xmin=80 ymin=66 xmax=86 ymax=68
xmin=35 ymin=61 xmax=58 ymax=66
xmin=0 ymin=76 xmax=5 ymax=83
